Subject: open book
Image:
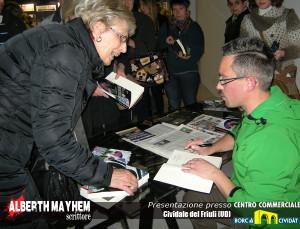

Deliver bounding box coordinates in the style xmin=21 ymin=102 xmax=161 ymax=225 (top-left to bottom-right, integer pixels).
xmin=97 ymin=72 xmax=144 ymax=109
xmin=172 ymin=39 xmax=187 ymax=55
xmin=154 ymin=150 xmax=222 ymax=193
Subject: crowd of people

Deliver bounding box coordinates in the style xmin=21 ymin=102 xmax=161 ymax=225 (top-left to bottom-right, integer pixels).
xmin=0 ymin=0 xmax=300 ymax=228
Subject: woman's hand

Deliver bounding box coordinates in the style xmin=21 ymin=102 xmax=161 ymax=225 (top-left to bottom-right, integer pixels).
xmin=128 ymin=38 xmax=135 ymax=48
xmin=109 ymin=169 xmax=138 ymax=196
xmin=178 ymin=52 xmax=191 ymax=60
xmin=92 ymin=86 xmax=109 ymax=98
xmin=115 ymin=63 xmax=126 ymax=79
xmin=184 ymin=138 xmax=214 ymax=156
xmin=274 ymin=50 xmax=285 ymax=60
xmin=166 ymin=36 xmax=175 ymax=45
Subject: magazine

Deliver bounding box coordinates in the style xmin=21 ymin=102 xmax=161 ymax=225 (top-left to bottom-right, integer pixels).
xmin=81 ymin=165 xmax=149 ymax=198
xmin=203 ymin=100 xmax=235 ymax=112
xmin=186 ymin=114 xmax=225 ymax=132
xmin=215 ymin=118 xmax=239 ymax=133
xmin=116 ymin=127 xmax=155 ymax=142
xmin=80 ymin=147 xmax=149 ymax=206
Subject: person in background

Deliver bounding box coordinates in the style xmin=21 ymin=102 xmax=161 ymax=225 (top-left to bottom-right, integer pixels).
xmin=224 ymin=0 xmax=250 ymax=43
xmin=140 ymin=0 xmax=168 ymax=34
xmin=183 ymin=37 xmax=300 ymax=228
xmin=0 ymin=0 xmax=26 ymax=45
xmin=23 ymin=13 xmax=34 ymax=28
xmin=0 ymin=0 xmax=137 ymax=227
xmin=4 ymin=1 xmax=34 ymax=28
xmin=139 ymin=0 xmax=168 ymax=115
xmin=38 ymin=0 xmax=79 ymax=26
xmin=3 ymin=1 xmax=23 ymax=19
xmin=118 ymin=0 xmax=156 ymax=123
xmin=157 ymin=0 xmax=204 ymax=112
xmin=240 ymin=0 xmax=300 ymax=73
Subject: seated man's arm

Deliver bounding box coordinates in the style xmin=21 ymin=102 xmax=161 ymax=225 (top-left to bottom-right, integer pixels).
xmin=182 ymin=157 xmax=236 ymax=198
xmin=185 ymin=134 xmax=235 ymax=155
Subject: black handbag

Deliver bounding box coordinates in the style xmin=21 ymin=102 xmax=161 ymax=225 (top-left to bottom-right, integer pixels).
xmin=29 ymin=146 xmax=83 ymax=228
xmin=129 ymin=51 xmax=169 ymax=87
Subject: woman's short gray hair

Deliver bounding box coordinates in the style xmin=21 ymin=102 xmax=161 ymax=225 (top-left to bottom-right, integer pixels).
xmin=75 ymin=0 xmax=136 ymax=36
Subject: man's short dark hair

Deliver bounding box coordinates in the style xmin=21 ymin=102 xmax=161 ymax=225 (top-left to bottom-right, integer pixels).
xmin=222 ymin=37 xmax=275 ymax=91
xmin=170 ymin=0 xmax=190 ymax=9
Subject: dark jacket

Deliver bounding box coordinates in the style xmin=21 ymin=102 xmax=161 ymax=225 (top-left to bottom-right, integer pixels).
xmin=0 ymin=8 xmax=27 ymax=45
xmin=224 ymin=7 xmax=250 ymax=43
xmin=0 ymin=18 xmax=113 ymax=202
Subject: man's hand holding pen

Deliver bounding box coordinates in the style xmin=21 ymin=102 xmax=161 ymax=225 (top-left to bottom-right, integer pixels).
xmin=184 ymin=138 xmax=214 ymax=156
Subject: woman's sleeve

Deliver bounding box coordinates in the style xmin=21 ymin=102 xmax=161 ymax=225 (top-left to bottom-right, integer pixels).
xmin=282 ymin=9 xmax=300 ymax=61
xmin=30 ymin=44 xmax=113 ymax=189
xmin=156 ymin=22 xmax=168 ymax=51
xmin=187 ymin=23 xmax=204 ymax=64
xmin=239 ymin=16 xmax=250 ymax=38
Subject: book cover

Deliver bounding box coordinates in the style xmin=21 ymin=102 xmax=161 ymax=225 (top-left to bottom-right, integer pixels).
xmin=97 ymin=72 xmax=144 ymax=109
xmin=154 ymin=150 xmax=222 ymax=193
xmin=91 ymin=146 xmax=132 ymax=165
xmin=215 ymin=118 xmax=239 ymax=133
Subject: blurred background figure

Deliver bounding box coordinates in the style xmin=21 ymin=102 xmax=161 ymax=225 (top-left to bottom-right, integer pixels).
xmin=224 ymin=0 xmax=250 ymax=43
xmin=38 ymin=0 xmax=79 ymax=26
xmin=23 ymin=13 xmax=34 ymax=29
xmin=0 ymin=0 xmax=26 ymax=45
xmin=157 ymin=0 xmax=204 ymax=112
xmin=4 ymin=1 xmax=33 ymax=29
xmin=3 ymin=1 xmax=23 ymax=19
xmin=139 ymin=0 xmax=168 ymax=116
xmin=140 ymin=0 xmax=168 ymax=33
xmin=240 ymin=0 xmax=300 ymax=73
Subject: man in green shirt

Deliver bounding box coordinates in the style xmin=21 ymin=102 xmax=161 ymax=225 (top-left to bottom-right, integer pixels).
xmin=183 ymin=37 xmax=300 ymax=228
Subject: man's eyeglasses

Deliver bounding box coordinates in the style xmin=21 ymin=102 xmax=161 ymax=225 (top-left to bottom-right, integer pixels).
xmin=219 ymin=75 xmax=248 ymax=85
xmin=228 ymin=0 xmax=242 ymax=7
xmin=110 ymin=27 xmax=128 ymax=44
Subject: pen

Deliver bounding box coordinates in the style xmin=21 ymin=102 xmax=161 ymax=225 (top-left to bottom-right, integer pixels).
xmin=198 ymin=143 xmax=213 ymax=147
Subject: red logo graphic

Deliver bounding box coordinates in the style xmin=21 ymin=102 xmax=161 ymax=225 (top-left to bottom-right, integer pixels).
xmin=5 ymin=191 xmax=25 ymax=220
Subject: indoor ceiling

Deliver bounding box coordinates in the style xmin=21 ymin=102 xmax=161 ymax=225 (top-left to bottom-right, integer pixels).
xmin=13 ymin=0 xmax=58 ymax=5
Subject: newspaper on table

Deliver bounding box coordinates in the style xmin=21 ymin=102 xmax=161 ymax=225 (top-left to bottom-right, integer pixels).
xmin=118 ymin=123 xmax=223 ymax=159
